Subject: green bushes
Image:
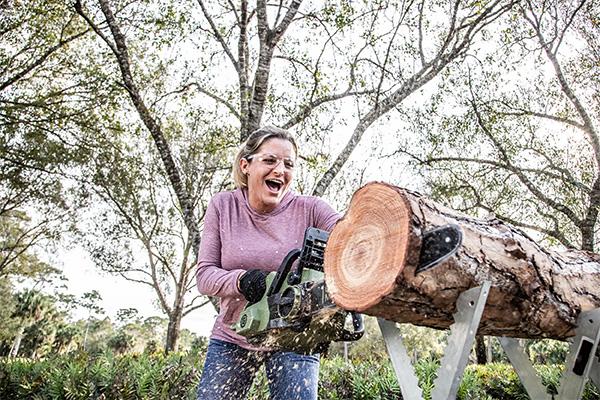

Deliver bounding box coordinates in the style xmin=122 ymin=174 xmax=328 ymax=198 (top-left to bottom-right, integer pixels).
xmin=319 ymin=357 xmax=402 ymax=400
xmin=1 ymin=353 xmax=599 ymax=399
xmin=0 ymin=351 xmax=200 ymax=399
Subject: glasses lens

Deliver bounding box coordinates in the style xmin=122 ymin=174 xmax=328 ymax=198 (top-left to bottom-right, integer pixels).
xmin=260 ymin=155 xmax=279 ymax=166
xmin=283 ymin=159 xmax=295 ymax=169
xmin=251 ymin=154 xmax=295 ymax=170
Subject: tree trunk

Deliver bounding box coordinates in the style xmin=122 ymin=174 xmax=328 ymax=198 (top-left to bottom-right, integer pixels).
xmin=324 ymin=182 xmax=600 ymax=340
xmin=486 ymin=336 xmax=493 ymax=362
xmin=475 ymin=336 xmax=487 ymax=364
xmin=165 ymin=309 xmax=182 ymax=353
xmin=9 ymin=326 xmax=24 ymax=358
xmin=83 ymin=312 xmax=91 ymax=351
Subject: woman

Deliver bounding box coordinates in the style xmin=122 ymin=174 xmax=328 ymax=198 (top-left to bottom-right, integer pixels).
xmin=196 ymin=126 xmax=339 ymax=400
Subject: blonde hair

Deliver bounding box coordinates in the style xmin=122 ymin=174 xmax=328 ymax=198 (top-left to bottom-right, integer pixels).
xmin=233 ymin=126 xmax=298 ymax=189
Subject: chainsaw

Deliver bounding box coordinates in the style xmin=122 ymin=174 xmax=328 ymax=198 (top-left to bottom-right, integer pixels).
xmin=233 ymin=224 xmax=462 ymax=354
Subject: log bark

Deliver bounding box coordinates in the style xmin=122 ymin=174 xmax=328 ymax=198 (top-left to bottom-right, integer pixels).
xmin=324 ymin=182 xmax=600 ymax=340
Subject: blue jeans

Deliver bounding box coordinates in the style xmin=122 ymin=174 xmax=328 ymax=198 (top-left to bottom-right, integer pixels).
xmin=197 ymin=338 xmax=320 ymax=400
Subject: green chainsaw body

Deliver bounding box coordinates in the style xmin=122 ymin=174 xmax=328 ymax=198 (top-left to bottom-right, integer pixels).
xmin=233 ymin=224 xmax=463 ymax=354
xmin=233 ymin=228 xmax=363 ymax=354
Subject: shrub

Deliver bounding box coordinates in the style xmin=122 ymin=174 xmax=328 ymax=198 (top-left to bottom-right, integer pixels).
xmin=319 ymin=356 xmax=355 ymax=400
xmin=0 ymin=351 xmax=201 ymax=399
xmin=1 ymin=352 xmax=599 ymax=399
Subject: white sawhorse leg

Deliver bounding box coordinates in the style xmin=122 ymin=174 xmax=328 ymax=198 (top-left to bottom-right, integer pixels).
xmin=378 ymin=282 xmax=491 ymax=400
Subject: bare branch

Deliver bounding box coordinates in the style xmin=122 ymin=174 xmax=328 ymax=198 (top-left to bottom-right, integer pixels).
xmin=469 ymin=89 xmax=583 ymax=227
xmin=422 ymin=155 xmax=589 ymax=192
xmin=238 ymin=0 xmax=250 ymax=134
xmin=246 ymin=0 xmax=304 ymax=137
xmin=73 ymin=0 xmax=118 ymax=56
xmin=197 ymin=0 xmax=240 ymax=75
xmin=281 ymin=89 xmax=374 ymax=129
xmin=555 ymin=0 xmax=587 ymax=52
xmin=417 ymin=0 xmax=426 ymax=66
xmin=0 ymin=29 xmax=89 ymax=92
xmin=312 ymin=0 xmax=518 ymax=196
xmin=0 ymin=221 xmax=49 ymax=275
xmin=271 ymin=0 xmax=303 ymax=44
xmin=523 ymin=1 xmax=599 ymax=168
xmin=487 ymin=99 xmax=585 ymax=130
xmin=182 ymin=297 xmax=211 ymax=316
xmin=186 ymin=83 xmax=241 ymax=120
xmin=76 ymin=0 xmax=201 ymax=256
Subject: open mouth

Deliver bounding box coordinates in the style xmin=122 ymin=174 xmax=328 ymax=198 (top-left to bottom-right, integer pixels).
xmin=265 ymin=179 xmax=283 ymax=193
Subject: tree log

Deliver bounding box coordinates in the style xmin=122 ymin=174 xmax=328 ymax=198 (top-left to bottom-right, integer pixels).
xmin=324 ymin=182 xmax=600 ymax=340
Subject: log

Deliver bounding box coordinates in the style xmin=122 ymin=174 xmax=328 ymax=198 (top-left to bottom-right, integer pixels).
xmin=323 ymin=182 xmax=600 ymax=340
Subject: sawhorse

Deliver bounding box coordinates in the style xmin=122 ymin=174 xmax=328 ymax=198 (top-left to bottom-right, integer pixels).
xmin=378 ymin=281 xmax=600 ymax=400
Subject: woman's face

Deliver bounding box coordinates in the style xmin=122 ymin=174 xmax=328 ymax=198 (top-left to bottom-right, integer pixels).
xmin=240 ymin=138 xmax=296 ymax=213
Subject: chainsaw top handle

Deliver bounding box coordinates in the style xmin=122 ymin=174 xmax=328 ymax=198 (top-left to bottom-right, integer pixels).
xmin=267 ymin=248 xmax=301 ymax=297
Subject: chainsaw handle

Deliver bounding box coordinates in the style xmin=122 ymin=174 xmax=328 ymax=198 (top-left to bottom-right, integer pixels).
xmin=267 ymin=248 xmax=301 ymax=297
xmin=339 ymin=312 xmax=365 ymax=342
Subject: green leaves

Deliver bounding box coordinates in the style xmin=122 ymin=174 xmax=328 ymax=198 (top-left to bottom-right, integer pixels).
xmin=0 ymin=351 xmax=201 ymax=399
xmin=323 ymin=1 xmax=356 ymax=30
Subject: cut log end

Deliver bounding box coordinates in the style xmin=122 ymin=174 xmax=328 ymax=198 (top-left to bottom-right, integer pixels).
xmin=324 ymin=182 xmax=413 ymax=311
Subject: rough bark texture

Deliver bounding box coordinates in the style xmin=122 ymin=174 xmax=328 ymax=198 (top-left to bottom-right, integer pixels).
xmin=324 ymin=182 xmax=600 ymax=340
xmin=165 ymin=307 xmax=182 ymax=352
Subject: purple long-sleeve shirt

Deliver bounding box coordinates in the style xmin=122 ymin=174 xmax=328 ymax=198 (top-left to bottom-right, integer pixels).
xmin=196 ymin=188 xmax=340 ymax=349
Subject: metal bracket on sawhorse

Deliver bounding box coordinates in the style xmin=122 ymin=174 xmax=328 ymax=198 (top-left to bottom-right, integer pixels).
xmin=499 ymin=308 xmax=600 ymax=400
xmin=378 ymin=281 xmax=491 ymax=400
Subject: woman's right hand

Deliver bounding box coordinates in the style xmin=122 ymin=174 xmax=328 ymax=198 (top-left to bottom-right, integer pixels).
xmin=238 ymin=269 xmax=268 ymax=304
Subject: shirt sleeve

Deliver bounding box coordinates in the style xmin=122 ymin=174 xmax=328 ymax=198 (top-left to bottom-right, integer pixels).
xmin=196 ymin=195 xmax=245 ymax=298
xmin=312 ymin=197 xmax=341 ymax=232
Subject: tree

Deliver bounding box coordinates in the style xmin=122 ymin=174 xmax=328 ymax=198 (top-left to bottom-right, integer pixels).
xmin=70 ymin=0 xmax=364 ymax=351
xmin=81 ymin=135 xmax=218 ymax=351
xmin=72 ymin=0 xmax=520 ymax=224
xmin=67 ymin=0 xmax=516 ymax=335
xmin=387 ymin=0 xmax=597 ymax=362
xmin=0 ymin=210 xmax=62 ymax=278
xmin=107 ymin=330 xmax=134 ymax=354
xmin=0 ymin=278 xmax=18 ymax=351
xmin=51 ymin=323 xmax=81 ymax=354
xmin=76 ymin=316 xmax=115 ymax=354
xmin=0 ymin=0 xmax=111 ymax=279
xmin=0 ymin=275 xmax=69 ymax=356
xmin=401 ymin=0 xmax=598 ymax=252
xmin=19 ymin=306 xmax=65 ymax=358
xmin=78 ymin=290 xmax=104 ymax=350
xmin=310 ymin=0 xmax=519 ymax=197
